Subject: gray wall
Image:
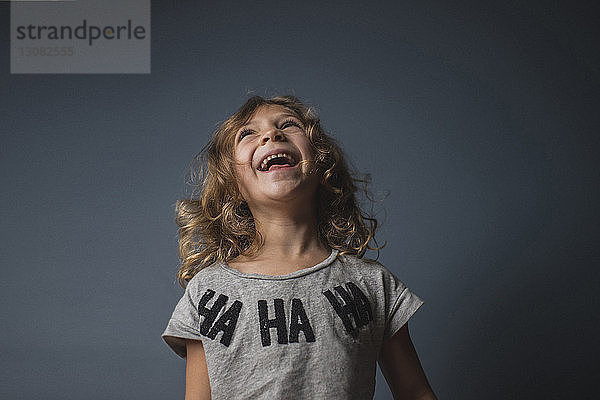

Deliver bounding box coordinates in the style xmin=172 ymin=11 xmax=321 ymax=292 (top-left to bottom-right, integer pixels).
xmin=1 ymin=1 xmax=598 ymax=399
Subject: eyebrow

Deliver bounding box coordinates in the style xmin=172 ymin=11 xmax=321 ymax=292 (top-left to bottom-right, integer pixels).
xmin=239 ymin=112 xmax=302 ymax=129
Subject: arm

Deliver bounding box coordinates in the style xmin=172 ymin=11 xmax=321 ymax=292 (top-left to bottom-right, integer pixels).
xmin=378 ymin=323 xmax=437 ymax=400
xmin=185 ymin=339 xmax=211 ymax=400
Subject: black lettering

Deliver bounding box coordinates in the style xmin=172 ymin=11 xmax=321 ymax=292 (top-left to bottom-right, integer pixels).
xmin=207 ymin=300 xmax=242 ymax=347
xmin=60 ymin=25 xmax=72 ymax=40
xmin=117 ymin=25 xmax=127 ymax=39
xmin=88 ymin=26 xmax=99 ymax=45
xmin=16 ymin=26 xmax=26 ymax=40
xmin=197 ymin=289 xmax=227 ymax=335
xmin=258 ymin=299 xmax=288 ymax=346
xmin=323 ymin=288 xmax=355 ymax=333
xmin=37 ymin=26 xmax=47 ymax=39
xmin=289 ymin=298 xmax=315 ymax=343
xmin=75 ymin=20 xmax=87 ymax=39
xmin=134 ymin=26 xmax=146 ymax=39
xmin=347 ymin=282 xmax=373 ymax=325
xmin=323 ymin=282 xmax=372 ymax=336
xmin=47 ymin=26 xmax=58 ymax=40
xmin=27 ymin=25 xmax=36 ymax=39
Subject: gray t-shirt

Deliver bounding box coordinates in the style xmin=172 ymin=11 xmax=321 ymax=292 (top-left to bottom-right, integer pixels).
xmin=162 ymin=249 xmax=423 ymax=399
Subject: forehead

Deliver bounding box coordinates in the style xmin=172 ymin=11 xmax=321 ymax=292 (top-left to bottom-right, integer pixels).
xmin=242 ymin=104 xmax=299 ymax=127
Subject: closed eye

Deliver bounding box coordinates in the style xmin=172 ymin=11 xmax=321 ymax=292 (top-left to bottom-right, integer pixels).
xmin=280 ymin=119 xmax=303 ymax=130
xmin=238 ymin=129 xmax=255 ymax=140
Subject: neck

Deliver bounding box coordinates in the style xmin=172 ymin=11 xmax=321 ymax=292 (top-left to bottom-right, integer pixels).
xmin=245 ymin=199 xmax=328 ymax=259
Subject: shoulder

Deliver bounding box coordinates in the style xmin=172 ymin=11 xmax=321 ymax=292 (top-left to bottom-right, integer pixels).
xmin=335 ymin=253 xmax=409 ymax=293
xmin=185 ymin=261 xmax=226 ymax=292
xmin=336 ymin=253 xmax=397 ymax=279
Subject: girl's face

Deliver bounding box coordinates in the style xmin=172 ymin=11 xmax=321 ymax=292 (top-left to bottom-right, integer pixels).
xmin=233 ymin=105 xmax=321 ymax=209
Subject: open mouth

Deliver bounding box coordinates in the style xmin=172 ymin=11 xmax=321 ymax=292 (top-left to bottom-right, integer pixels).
xmin=257 ymin=153 xmax=298 ymax=172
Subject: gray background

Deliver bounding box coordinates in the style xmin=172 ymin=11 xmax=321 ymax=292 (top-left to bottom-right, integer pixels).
xmin=1 ymin=1 xmax=598 ymax=399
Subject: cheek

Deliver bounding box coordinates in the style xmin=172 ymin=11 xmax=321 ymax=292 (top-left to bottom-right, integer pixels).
xmin=300 ymin=140 xmax=316 ymax=160
xmin=234 ymin=144 xmax=253 ymax=163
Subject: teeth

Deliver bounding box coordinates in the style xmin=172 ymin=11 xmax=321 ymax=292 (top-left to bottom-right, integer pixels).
xmin=259 ymin=153 xmax=295 ymax=171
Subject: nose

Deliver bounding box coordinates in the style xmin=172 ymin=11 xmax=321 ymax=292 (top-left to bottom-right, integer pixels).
xmin=260 ymin=128 xmax=285 ymax=144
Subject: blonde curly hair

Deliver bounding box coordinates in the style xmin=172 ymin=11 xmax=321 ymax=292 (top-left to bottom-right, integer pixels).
xmin=175 ymin=95 xmax=384 ymax=287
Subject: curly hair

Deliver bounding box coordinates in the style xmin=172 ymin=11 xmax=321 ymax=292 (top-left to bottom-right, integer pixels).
xmin=175 ymin=95 xmax=384 ymax=287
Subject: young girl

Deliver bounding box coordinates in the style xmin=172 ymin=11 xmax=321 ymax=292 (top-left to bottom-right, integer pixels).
xmin=162 ymin=95 xmax=436 ymax=400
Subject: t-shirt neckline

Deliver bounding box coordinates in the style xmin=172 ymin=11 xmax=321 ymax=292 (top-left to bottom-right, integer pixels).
xmin=219 ymin=248 xmax=339 ymax=280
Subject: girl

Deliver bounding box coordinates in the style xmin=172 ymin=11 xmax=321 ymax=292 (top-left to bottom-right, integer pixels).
xmin=162 ymin=95 xmax=436 ymax=400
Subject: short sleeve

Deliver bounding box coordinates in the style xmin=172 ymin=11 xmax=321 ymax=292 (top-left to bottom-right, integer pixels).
xmin=162 ymin=280 xmax=204 ymax=358
xmin=382 ymin=269 xmax=424 ymax=342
